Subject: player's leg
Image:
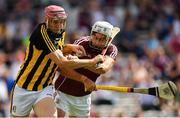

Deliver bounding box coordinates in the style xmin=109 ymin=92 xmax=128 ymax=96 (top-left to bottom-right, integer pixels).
xmin=33 ymin=97 xmax=57 ymax=117
xmin=54 ymin=91 xmax=69 ymax=117
xmin=33 ymin=85 xmax=57 ymax=117
xmin=67 ymin=94 xmax=91 ymax=117
xmin=57 ymin=108 xmax=66 ymax=117
xmin=10 ymin=85 xmax=36 ymax=117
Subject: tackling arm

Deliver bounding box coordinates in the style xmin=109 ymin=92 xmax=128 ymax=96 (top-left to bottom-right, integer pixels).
xmin=48 ymin=49 xmax=97 ymax=69
xmin=48 ymin=50 xmax=97 ymax=91
xmin=47 ymin=50 xmax=85 ymax=81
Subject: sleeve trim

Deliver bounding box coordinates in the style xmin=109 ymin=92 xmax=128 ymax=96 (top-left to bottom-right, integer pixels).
xmin=40 ymin=25 xmax=56 ymax=52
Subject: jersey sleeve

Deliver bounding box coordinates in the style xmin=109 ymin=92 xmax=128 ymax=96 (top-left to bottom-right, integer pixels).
xmin=73 ymin=37 xmax=87 ymax=45
xmin=29 ymin=24 xmax=56 ymax=54
xmin=106 ymin=44 xmax=118 ymax=60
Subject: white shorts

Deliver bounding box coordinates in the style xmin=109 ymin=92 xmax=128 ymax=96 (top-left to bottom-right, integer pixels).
xmin=11 ymin=85 xmax=54 ymax=116
xmin=55 ymin=91 xmax=91 ymax=117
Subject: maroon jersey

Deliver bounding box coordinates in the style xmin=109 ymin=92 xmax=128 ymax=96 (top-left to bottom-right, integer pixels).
xmin=55 ymin=36 xmax=118 ymax=96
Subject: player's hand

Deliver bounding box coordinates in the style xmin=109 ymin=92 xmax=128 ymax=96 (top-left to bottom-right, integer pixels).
xmin=92 ymin=55 xmax=104 ymax=66
xmin=69 ymin=44 xmax=86 ymax=57
xmin=83 ymin=77 xmax=96 ymax=92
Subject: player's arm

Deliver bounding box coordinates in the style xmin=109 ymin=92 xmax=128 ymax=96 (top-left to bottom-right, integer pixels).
xmin=48 ymin=50 xmax=97 ymax=91
xmin=36 ymin=24 xmax=102 ymax=69
xmin=87 ymin=45 xmax=118 ymax=74
xmin=47 ymin=49 xmax=102 ymax=69
xmin=84 ymin=55 xmax=115 ymax=74
xmin=33 ymin=24 xmax=96 ymax=91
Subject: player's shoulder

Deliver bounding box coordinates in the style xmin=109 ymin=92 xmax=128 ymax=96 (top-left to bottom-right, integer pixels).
xmin=29 ymin=23 xmax=46 ymax=43
xmin=35 ymin=23 xmax=46 ymax=31
xmin=74 ymin=36 xmax=90 ymax=45
xmin=108 ymin=43 xmax=118 ymax=54
xmin=110 ymin=43 xmax=118 ymax=50
xmin=31 ymin=23 xmax=45 ymax=35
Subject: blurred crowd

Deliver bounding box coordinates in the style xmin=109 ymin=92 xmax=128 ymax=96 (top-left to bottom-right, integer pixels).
xmin=0 ymin=0 xmax=180 ymax=117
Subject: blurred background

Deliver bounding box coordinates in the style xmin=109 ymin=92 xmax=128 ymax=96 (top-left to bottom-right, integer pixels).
xmin=0 ymin=0 xmax=180 ymax=117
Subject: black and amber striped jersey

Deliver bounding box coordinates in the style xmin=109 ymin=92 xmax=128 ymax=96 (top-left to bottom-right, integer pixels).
xmin=16 ymin=23 xmax=65 ymax=91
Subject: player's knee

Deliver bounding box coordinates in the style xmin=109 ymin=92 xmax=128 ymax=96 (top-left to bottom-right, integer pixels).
xmin=35 ymin=109 xmax=57 ymax=117
xmin=34 ymin=98 xmax=57 ymax=117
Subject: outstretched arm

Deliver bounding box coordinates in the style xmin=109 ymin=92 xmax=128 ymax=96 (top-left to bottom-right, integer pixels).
xmin=48 ymin=49 xmax=103 ymax=69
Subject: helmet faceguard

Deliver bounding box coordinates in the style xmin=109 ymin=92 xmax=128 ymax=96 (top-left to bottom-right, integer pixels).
xmin=44 ymin=5 xmax=67 ymax=34
xmin=90 ymin=21 xmax=113 ymax=49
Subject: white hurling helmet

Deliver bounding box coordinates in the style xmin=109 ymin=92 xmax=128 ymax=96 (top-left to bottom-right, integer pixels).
xmin=91 ymin=21 xmax=113 ymax=47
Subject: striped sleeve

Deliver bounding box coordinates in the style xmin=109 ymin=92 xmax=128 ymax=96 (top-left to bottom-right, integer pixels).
xmin=106 ymin=44 xmax=118 ymax=60
xmin=40 ymin=25 xmax=56 ymax=52
xmin=74 ymin=36 xmax=89 ymax=45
